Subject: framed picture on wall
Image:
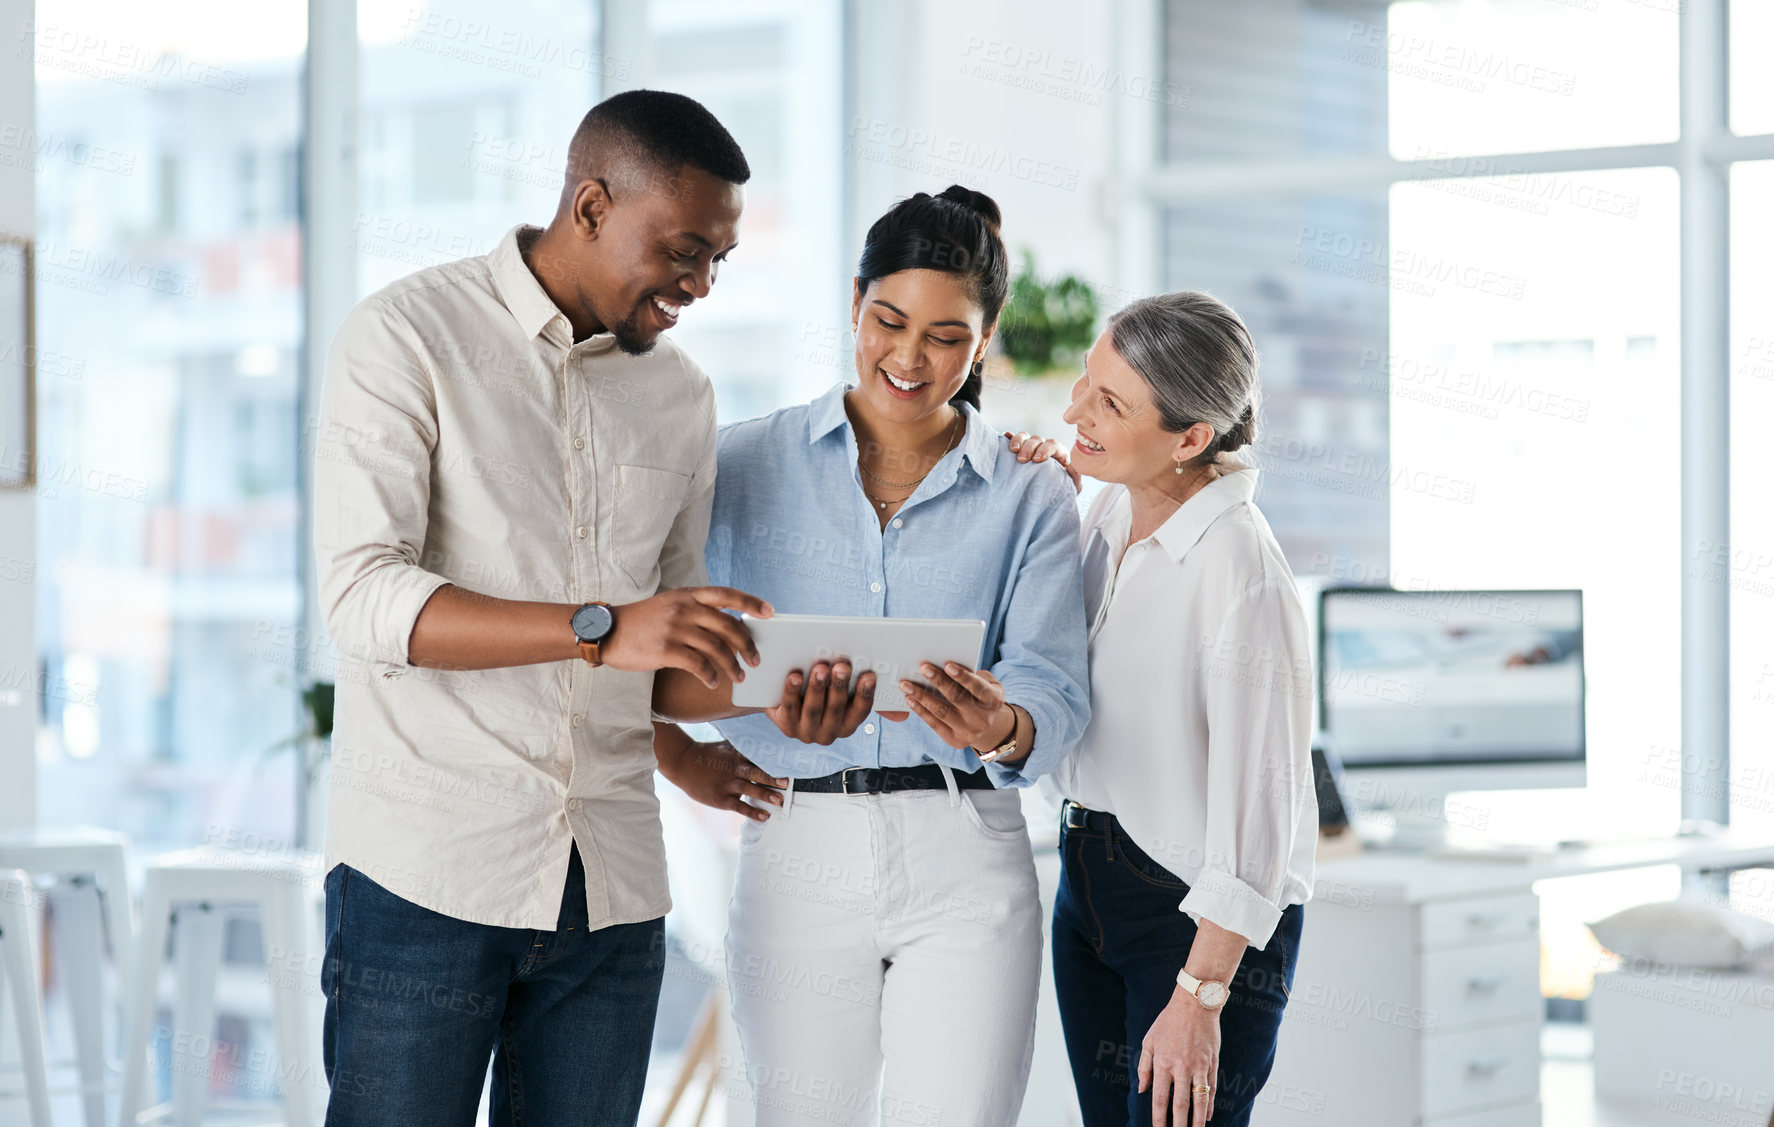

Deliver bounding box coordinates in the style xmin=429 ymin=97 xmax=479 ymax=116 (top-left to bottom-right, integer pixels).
xmin=0 ymin=234 xmax=32 ymax=489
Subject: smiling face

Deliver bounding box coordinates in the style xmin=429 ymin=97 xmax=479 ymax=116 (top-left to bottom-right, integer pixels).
xmin=1061 ymin=329 xmax=1214 ymax=487
xmin=848 ymin=269 xmax=991 ymax=424
xmin=560 ymin=163 xmax=744 ymax=354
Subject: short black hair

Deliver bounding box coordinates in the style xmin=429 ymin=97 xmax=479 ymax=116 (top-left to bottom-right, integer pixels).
xmin=567 ymin=89 xmax=750 ymax=194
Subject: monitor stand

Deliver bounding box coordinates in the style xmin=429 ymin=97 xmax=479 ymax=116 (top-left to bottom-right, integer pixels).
xmin=1349 ymin=807 xmax=1455 ymax=853
xmin=1347 ymin=797 xmax=1531 ymax=855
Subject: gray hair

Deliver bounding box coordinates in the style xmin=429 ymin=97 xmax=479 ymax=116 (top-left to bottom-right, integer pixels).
xmin=1107 ymin=291 xmax=1259 ymax=463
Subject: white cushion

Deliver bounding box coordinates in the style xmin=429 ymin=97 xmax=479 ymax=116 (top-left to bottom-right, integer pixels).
xmin=1588 ymin=899 xmax=1774 ymax=969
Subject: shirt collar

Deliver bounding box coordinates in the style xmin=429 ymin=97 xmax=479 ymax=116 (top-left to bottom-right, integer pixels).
xmin=489 ymin=225 xmax=615 ymax=353
xmin=806 ymin=381 xmax=851 ymax=443
xmin=1149 ymin=467 xmax=1259 ymax=562
xmin=805 ymin=382 xmax=997 ymax=486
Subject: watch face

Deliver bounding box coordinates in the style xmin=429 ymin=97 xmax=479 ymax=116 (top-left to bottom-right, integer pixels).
xmin=1198 ymin=981 xmax=1230 ymax=1009
xmin=571 ymin=603 xmax=613 ymax=643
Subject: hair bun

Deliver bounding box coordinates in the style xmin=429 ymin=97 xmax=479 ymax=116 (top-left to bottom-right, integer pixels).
xmin=1219 ymin=402 xmax=1258 ymax=452
xmin=936 ymin=184 xmax=1002 ymax=232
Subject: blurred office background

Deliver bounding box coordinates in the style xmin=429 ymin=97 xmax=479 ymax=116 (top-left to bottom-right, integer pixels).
xmin=2 ymin=0 xmax=1773 ymax=1124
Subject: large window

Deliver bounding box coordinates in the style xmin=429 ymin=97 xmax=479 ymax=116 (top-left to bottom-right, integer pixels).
xmin=1156 ymin=0 xmax=1770 ymax=1003
xmin=1730 ymin=159 xmax=1774 ymax=841
xmin=644 ymin=0 xmax=846 ymax=420
xmin=1388 ymin=166 xmax=1681 ymax=842
xmin=1159 ymin=1 xmax=1392 ymax=572
xmin=33 ymin=0 xmax=308 ymax=855
xmin=356 ymin=0 xmax=604 ymax=296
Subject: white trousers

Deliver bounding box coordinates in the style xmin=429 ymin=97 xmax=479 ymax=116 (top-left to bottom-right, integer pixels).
xmin=725 ymin=781 xmax=1043 ymax=1127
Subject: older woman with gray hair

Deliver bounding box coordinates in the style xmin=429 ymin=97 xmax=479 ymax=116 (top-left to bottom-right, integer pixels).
xmin=1010 ymin=291 xmax=1317 ymax=1127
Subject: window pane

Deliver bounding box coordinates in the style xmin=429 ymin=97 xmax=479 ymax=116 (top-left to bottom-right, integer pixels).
xmin=33 ymin=3 xmax=306 ymax=854
xmin=1386 ymin=0 xmax=1678 ymax=159
xmin=647 ymin=0 xmax=846 ymax=421
xmin=1164 ymin=0 xmax=1392 ymax=161
xmin=1733 ymin=0 xmax=1774 ymax=136
xmin=356 ymin=0 xmax=604 ymax=296
xmin=1731 ymin=162 xmax=1774 ymax=838
xmin=1161 ymin=196 xmax=1391 ymax=574
xmin=1389 ymin=167 xmax=1679 ymax=836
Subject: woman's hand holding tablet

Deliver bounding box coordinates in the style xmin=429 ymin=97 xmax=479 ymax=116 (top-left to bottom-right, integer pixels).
xmin=901 ymin=662 xmax=1018 ymax=755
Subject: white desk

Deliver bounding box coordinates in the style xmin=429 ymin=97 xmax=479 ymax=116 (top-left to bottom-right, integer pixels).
xmin=1253 ymin=833 xmax=1774 ymax=1127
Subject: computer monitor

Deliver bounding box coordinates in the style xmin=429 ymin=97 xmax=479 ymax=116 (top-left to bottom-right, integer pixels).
xmin=1318 ymin=588 xmax=1586 ymax=845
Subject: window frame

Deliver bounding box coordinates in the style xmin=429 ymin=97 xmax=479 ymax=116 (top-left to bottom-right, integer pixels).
xmin=1133 ymin=0 xmax=1771 ymax=827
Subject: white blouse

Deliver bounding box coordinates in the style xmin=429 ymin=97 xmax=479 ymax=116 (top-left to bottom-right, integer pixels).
xmin=1053 ymin=468 xmax=1317 ymax=950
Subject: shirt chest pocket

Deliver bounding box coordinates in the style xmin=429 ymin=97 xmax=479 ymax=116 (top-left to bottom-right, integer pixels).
xmin=612 ymin=463 xmax=692 ymax=589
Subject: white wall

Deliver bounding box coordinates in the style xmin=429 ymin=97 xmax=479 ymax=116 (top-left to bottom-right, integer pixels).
xmin=0 ymin=0 xmax=36 ymax=828
xmin=848 ymin=0 xmax=1159 ymax=308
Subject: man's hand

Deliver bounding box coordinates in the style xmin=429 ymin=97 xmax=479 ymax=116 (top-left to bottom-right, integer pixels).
xmin=1139 ymin=987 xmax=1221 ymax=1126
xmin=764 ymin=661 xmax=877 ymax=746
xmin=655 ymin=728 xmax=788 ymax=822
xmin=602 ymin=587 xmax=773 ymax=689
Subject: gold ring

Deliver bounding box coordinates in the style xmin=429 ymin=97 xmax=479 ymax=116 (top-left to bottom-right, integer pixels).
xmin=1192 ymin=1085 xmax=1213 ymax=1094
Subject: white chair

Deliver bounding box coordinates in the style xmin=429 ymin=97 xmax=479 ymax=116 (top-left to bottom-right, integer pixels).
xmin=117 ymin=847 xmax=325 ymax=1127
xmin=0 ymin=868 xmax=53 ymax=1127
xmin=0 ymin=827 xmax=136 ymax=1127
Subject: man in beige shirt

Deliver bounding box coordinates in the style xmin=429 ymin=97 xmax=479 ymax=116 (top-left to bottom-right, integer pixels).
xmin=313 ymin=90 xmax=767 ymax=1127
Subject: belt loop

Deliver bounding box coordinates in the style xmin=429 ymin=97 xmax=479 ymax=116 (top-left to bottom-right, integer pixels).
xmin=937 ymin=762 xmax=961 ymax=807
xmin=781 ymin=777 xmax=795 ymax=815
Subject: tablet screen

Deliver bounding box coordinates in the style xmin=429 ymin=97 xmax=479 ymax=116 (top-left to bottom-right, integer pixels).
xmin=729 ymin=613 xmax=988 ymax=712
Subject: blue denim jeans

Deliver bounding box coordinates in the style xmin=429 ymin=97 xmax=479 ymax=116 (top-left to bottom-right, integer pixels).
xmin=1052 ymin=813 xmax=1303 ymax=1127
xmin=321 ymin=848 xmax=665 ymax=1127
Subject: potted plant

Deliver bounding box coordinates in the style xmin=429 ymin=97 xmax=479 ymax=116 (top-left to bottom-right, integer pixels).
xmin=265 ymin=680 xmax=333 ymax=848
xmin=996 ymin=250 xmax=1098 ymax=377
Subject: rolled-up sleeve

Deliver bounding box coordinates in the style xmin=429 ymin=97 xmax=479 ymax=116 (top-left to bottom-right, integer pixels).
xmin=986 ymin=466 xmax=1092 ymax=787
xmin=312 ymin=299 xmax=452 ymax=667
xmin=1179 ymin=580 xmax=1316 ymax=949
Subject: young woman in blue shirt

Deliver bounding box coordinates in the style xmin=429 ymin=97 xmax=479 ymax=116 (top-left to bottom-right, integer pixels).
xmin=653 ymin=185 xmax=1091 ymax=1126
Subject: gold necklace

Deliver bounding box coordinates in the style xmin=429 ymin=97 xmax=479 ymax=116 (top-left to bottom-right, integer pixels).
xmin=858 ymin=411 xmax=964 ymax=510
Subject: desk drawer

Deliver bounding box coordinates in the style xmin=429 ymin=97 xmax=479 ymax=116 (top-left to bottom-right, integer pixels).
xmin=1421 ymin=894 xmax=1539 ymax=949
xmin=1422 ymin=938 xmax=1542 ymax=1032
xmin=1421 ymin=1020 xmax=1541 ymax=1118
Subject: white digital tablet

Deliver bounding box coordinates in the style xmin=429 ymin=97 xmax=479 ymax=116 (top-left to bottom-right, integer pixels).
xmin=728 ymin=613 xmax=989 ymax=713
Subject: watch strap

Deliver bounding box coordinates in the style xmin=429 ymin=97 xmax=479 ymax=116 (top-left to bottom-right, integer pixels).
xmin=974 ymin=707 xmax=1020 ymax=763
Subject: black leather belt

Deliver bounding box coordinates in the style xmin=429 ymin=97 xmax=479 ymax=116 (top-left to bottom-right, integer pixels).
xmin=794 ymin=762 xmax=996 ymax=795
xmin=1061 ymin=800 xmax=1117 ymax=833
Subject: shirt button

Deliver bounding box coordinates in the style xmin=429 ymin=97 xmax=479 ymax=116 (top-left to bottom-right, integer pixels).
xmin=573 ymin=437 xmax=585 ymax=451
xmin=576 ymin=525 xmax=588 ymax=539
xmin=891 ymin=518 xmax=903 ymax=529
xmin=568 ymin=798 xmax=581 ymax=811
xmin=870 ymin=582 xmax=882 ymax=593
xmin=570 ymin=715 xmax=582 ymax=728
xmin=864 ymin=723 xmax=876 ymax=735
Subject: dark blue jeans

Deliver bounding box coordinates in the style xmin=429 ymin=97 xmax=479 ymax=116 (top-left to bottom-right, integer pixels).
xmin=322 ymin=848 xmax=665 ymax=1127
xmin=1052 ymin=813 xmax=1303 ymax=1127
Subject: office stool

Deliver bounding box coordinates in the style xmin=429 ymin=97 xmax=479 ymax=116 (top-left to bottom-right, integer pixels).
xmin=0 ymin=868 xmax=53 ymax=1126
xmin=0 ymin=827 xmax=136 ymax=1127
xmin=118 ymin=848 xmax=324 ymax=1127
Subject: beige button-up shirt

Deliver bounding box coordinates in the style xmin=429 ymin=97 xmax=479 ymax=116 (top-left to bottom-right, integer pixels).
xmin=314 ymin=224 xmax=716 ymax=930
